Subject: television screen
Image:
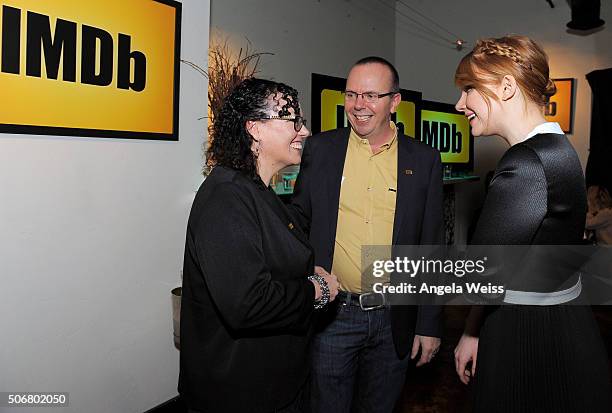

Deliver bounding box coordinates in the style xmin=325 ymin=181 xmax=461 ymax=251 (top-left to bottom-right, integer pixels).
xmin=420 ymin=100 xmax=473 ymax=173
xmin=311 ymin=73 xmax=422 ymax=139
xmin=310 ymin=73 xmax=474 ymax=174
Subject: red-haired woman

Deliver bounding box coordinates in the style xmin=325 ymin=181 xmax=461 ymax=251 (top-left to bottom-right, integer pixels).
xmin=453 ymin=36 xmax=611 ymax=412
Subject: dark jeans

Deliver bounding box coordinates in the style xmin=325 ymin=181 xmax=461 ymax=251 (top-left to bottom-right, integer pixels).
xmin=310 ymin=295 xmax=411 ymax=413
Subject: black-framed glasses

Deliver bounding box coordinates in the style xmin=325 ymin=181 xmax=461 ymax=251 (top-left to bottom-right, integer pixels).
xmin=343 ymin=90 xmax=398 ymax=103
xmin=257 ymin=115 xmax=307 ymax=132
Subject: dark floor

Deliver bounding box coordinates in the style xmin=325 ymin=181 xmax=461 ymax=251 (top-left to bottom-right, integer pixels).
xmin=155 ymin=306 xmax=612 ymax=413
xmin=394 ymin=306 xmax=612 ymax=413
xmin=394 ymin=307 xmax=472 ymax=413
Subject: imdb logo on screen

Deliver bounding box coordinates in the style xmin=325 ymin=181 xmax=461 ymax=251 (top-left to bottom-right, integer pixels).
xmin=0 ymin=0 xmax=181 ymax=140
xmin=319 ymin=89 xmax=417 ymax=138
xmin=421 ymin=110 xmax=470 ymax=164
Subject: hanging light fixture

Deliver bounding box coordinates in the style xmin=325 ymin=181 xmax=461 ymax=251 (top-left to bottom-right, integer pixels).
xmin=370 ymin=0 xmax=468 ymax=50
xmin=395 ymin=0 xmax=468 ymax=50
xmin=567 ymin=0 xmax=605 ymax=31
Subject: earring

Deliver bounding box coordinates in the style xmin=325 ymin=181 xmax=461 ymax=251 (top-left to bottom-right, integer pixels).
xmin=253 ymin=139 xmax=260 ymax=157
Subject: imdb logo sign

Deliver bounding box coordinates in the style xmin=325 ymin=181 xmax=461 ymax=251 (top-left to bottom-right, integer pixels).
xmin=0 ymin=0 xmax=181 ymax=140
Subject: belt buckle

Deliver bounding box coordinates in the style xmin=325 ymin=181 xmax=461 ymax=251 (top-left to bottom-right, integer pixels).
xmin=358 ymin=291 xmax=386 ymax=311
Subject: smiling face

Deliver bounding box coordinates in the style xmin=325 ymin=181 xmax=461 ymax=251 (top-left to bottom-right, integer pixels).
xmin=344 ymin=63 xmax=400 ymax=143
xmin=251 ymin=93 xmax=310 ymax=174
xmin=454 ymin=85 xmax=503 ymax=137
xmin=453 ymin=36 xmax=555 ymax=140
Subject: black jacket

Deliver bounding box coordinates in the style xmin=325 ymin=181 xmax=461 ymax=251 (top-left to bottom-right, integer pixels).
xmin=470 ymin=133 xmax=587 ymax=295
xmin=179 ymin=166 xmax=316 ymax=412
xmin=290 ymin=127 xmax=443 ymax=358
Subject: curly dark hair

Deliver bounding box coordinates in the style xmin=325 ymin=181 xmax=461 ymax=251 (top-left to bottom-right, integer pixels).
xmin=206 ymin=77 xmax=301 ymax=181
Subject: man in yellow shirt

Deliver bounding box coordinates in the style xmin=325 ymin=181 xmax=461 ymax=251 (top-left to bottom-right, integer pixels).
xmin=291 ymin=57 xmax=443 ymax=413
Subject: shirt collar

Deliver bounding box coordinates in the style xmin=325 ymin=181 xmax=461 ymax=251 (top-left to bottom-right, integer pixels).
xmin=381 ymin=122 xmax=398 ymax=149
xmin=349 ymin=121 xmax=398 ymax=148
xmin=525 ymin=122 xmax=564 ymax=140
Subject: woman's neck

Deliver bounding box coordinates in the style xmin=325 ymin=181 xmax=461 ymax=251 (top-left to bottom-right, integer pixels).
xmin=499 ymin=104 xmax=548 ymax=146
xmin=256 ymin=158 xmax=278 ymax=187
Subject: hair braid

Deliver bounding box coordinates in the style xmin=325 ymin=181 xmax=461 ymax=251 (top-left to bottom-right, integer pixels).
xmin=475 ymin=40 xmax=533 ymax=71
xmin=455 ymin=35 xmax=555 ymax=107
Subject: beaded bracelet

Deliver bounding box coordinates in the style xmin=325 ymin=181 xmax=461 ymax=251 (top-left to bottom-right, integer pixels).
xmin=308 ymin=273 xmax=330 ymax=310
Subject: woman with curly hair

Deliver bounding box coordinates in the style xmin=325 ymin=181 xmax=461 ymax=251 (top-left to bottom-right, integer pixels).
xmin=179 ymin=78 xmax=338 ymax=413
xmin=452 ymin=36 xmax=611 ymax=412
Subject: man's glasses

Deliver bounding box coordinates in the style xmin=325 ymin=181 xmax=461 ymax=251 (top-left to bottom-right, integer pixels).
xmin=257 ymin=116 xmax=307 ymax=132
xmin=344 ymin=91 xmax=398 ymax=103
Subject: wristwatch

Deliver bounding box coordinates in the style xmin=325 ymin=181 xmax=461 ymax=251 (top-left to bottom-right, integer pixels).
xmin=308 ymin=273 xmax=330 ymax=309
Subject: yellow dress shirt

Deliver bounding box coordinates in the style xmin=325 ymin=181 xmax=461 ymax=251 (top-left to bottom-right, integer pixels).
xmin=331 ymin=122 xmax=398 ymax=293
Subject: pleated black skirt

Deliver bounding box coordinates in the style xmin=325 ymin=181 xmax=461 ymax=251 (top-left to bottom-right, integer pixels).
xmin=473 ymin=304 xmax=612 ymax=413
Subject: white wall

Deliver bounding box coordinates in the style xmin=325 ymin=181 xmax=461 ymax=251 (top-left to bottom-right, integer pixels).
xmin=210 ymin=0 xmax=397 ymax=123
xmin=1 ymin=1 xmax=608 ymax=410
xmin=394 ymin=0 xmax=612 ymax=242
xmin=0 ymin=1 xmax=209 ymax=412
xmin=212 ymin=1 xmax=612 ymax=243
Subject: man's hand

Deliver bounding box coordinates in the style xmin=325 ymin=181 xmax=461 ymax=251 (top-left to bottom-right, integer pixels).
xmin=314 ymin=265 xmax=328 ymax=277
xmin=411 ymin=335 xmax=441 ymax=367
xmin=314 ymin=266 xmax=339 ymax=302
xmin=454 ymin=333 xmax=478 ymax=384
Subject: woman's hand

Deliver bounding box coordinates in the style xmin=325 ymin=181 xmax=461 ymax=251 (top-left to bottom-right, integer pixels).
xmin=314 ymin=266 xmax=339 ymax=302
xmin=454 ymin=333 xmax=479 ymax=385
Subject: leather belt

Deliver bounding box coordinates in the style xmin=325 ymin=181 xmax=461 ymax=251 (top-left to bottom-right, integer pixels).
xmin=337 ymin=290 xmax=387 ymax=311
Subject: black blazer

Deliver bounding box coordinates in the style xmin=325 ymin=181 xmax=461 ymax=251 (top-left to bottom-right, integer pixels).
xmin=470 ymin=133 xmax=587 ymax=296
xmin=291 ymin=127 xmax=444 ymax=359
xmin=179 ymin=166 xmax=316 ymax=413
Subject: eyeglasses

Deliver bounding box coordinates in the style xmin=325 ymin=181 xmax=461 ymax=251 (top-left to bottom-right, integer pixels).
xmin=344 ymin=91 xmax=398 ymax=103
xmin=257 ymin=116 xmax=307 ymax=132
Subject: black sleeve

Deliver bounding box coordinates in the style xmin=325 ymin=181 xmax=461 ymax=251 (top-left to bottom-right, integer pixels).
xmin=195 ymin=183 xmax=315 ymax=333
xmin=419 ymin=150 xmax=444 ymax=244
xmin=416 ymin=150 xmax=444 ymax=338
xmin=465 ymin=145 xmax=548 ymax=303
xmin=472 ymin=145 xmax=547 ymax=245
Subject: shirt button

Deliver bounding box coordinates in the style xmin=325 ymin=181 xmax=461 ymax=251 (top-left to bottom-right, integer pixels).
xmin=367 ymin=187 xmax=372 ymax=191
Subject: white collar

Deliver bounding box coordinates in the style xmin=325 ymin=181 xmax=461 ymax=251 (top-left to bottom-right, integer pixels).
xmin=525 ymin=122 xmax=564 ymax=140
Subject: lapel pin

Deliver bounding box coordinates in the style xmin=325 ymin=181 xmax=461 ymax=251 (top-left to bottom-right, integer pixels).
xmin=288 ymin=223 xmax=294 ymax=230
xmin=404 ymin=169 xmax=413 ymax=175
